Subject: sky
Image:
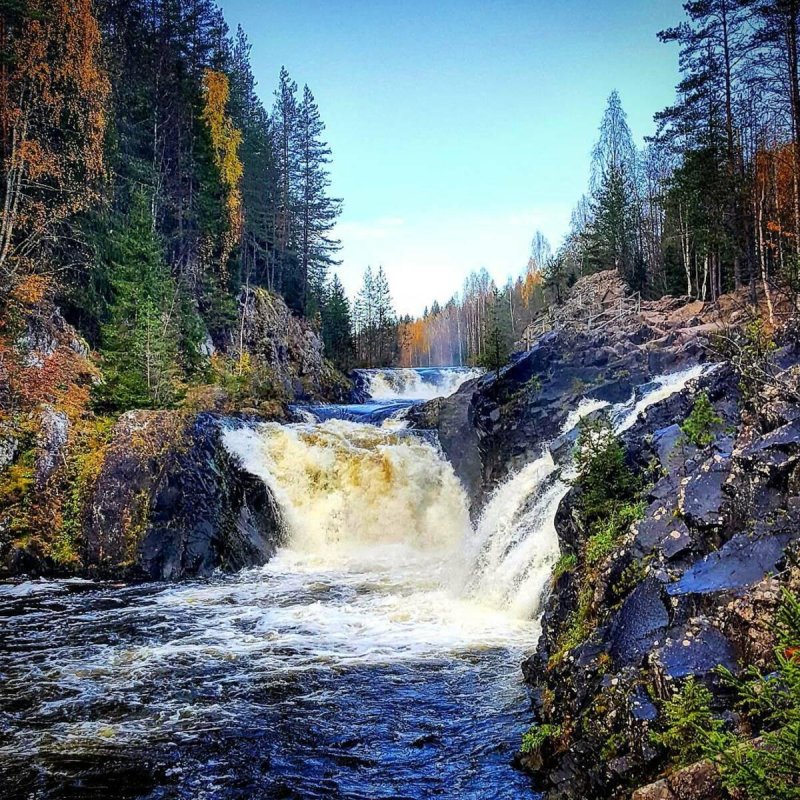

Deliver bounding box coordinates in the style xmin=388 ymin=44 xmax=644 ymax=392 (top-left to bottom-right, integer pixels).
xmin=219 ymin=0 xmax=684 ymax=316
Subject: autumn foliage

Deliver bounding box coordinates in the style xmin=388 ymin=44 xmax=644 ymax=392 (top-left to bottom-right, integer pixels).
xmin=0 ymin=0 xmax=109 ymax=288
xmin=202 ymin=68 xmax=244 ymax=272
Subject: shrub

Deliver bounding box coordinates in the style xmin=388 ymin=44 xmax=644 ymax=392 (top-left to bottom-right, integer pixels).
xmin=521 ymin=723 xmax=562 ymax=754
xmin=681 ymin=392 xmax=722 ymax=447
xmin=651 ymin=678 xmax=722 ymax=766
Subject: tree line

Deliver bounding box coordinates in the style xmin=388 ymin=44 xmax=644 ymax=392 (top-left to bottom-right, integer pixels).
xmin=361 ymin=1 xmax=800 ymax=369
xmin=552 ymin=0 xmax=800 ymax=311
xmin=0 ymin=0 xmax=345 ymax=407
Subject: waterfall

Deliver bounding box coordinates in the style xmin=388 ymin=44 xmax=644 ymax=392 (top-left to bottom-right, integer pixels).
xmin=357 ymin=367 xmax=483 ymax=401
xmin=224 ymin=364 xmax=708 ymax=622
xmin=462 ymin=363 xmax=710 ymax=617
xmin=223 ymin=420 xmax=472 ymax=573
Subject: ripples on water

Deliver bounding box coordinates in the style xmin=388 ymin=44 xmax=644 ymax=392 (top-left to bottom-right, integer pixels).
xmin=0 ymin=564 xmax=540 ymax=800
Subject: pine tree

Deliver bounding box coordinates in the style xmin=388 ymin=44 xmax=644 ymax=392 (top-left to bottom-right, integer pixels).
xmin=587 ymin=91 xmax=643 ymax=289
xmin=271 ymin=66 xmax=301 ymax=306
xmin=479 ymin=285 xmax=512 ymax=377
xmin=297 ymin=85 xmax=342 ymax=315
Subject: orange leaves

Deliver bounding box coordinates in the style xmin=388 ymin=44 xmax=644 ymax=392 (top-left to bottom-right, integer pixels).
xmin=0 ymin=0 xmax=110 ymax=281
xmin=755 ymin=143 xmax=796 ymax=247
xmin=9 ymin=274 xmax=51 ymax=308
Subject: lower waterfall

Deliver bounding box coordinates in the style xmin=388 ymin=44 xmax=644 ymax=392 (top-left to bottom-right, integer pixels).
xmin=0 ymin=364 xmax=709 ymax=800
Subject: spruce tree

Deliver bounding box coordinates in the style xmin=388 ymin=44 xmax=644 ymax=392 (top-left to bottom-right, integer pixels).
xmin=321 ymin=274 xmax=355 ymax=371
xmin=97 ymin=192 xmax=185 ymax=410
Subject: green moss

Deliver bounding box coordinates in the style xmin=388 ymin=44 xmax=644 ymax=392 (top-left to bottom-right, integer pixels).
xmin=584 ymin=501 xmax=645 ymax=566
xmin=552 ymin=551 xmax=578 ymax=580
xmin=549 ymin=584 xmax=594 ymax=668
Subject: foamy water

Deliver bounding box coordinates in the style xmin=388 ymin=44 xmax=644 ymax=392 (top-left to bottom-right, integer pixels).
xmin=0 ymin=364 xmax=709 ymax=799
xmin=357 ymin=367 xmax=483 ymax=401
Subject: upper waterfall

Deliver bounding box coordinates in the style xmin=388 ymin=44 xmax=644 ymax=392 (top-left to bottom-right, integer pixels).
xmin=356 ymin=367 xmax=483 ymax=401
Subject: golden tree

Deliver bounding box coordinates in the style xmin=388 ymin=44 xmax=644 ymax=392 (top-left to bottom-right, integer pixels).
xmin=201 ymin=68 xmax=244 ymax=273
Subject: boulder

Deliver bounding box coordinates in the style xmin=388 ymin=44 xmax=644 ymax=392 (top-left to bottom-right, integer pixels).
xmin=86 ymin=411 xmax=283 ymax=580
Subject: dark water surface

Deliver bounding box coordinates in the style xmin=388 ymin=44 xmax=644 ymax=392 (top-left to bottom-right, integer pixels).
xmin=0 ymin=570 xmax=539 ymax=800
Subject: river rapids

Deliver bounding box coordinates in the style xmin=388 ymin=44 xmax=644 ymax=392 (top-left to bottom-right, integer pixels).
xmin=0 ymin=365 xmax=704 ymax=799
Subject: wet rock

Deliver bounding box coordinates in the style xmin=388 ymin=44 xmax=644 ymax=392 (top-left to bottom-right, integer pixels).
xmin=608 ymin=579 xmax=669 ymax=667
xmin=87 ymin=412 xmax=282 ymax=580
xmin=652 ymin=621 xmax=736 ymax=681
xmin=667 ymin=533 xmax=792 ymax=596
xmin=680 ymin=455 xmax=731 ymax=528
xmin=740 ymin=417 xmax=800 ymax=468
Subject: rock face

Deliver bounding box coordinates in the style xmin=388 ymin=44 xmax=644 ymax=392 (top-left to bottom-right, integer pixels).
xmin=237 ymin=287 xmax=351 ymax=402
xmin=516 ymin=354 xmax=800 ymax=798
xmin=413 ymin=272 xmax=725 ymax=510
xmin=86 ymin=411 xmax=283 ymax=580
xmin=406 ymin=272 xmax=800 ymax=799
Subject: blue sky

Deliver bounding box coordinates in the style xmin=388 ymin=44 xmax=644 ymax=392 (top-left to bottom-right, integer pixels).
xmin=220 ymin=0 xmax=683 ymax=315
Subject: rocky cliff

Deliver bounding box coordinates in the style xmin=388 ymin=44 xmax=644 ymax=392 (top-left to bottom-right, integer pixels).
xmin=413 ymin=271 xmax=800 ymax=799
xmin=0 ymin=286 xmax=343 ymax=579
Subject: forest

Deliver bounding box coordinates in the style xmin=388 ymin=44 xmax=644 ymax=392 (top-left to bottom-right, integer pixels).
xmin=378 ymin=0 xmax=800 ymax=368
xmin=3 ymin=0 xmax=800 ymax=382
xmin=1 ymin=0 xmax=351 ymax=412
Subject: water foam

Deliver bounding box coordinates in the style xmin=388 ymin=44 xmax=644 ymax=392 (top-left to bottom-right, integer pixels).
xmin=358 ymin=367 xmax=483 ymax=401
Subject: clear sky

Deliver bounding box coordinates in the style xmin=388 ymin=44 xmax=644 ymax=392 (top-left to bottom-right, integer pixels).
xmin=218 ymin=0 xmax=683 ymax=316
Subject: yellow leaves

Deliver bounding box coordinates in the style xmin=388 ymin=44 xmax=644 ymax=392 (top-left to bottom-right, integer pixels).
xmin=201 ymin=69 xmax=244 ymax=268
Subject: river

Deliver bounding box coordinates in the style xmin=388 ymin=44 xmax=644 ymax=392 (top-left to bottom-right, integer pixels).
xmin=0 ymin=365 xmax=704 ymax=799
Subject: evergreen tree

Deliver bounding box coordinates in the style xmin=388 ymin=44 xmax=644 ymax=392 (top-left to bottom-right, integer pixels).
xmin=321 ymin=274 xmax=354 ymax=371
xmin=97 ymin=192 xmax=186 ymax=410
xmin=297 ymin=85 xmax=342 ymax=315
xmin=479 ymin=285 xmax=512 ymax=377
xmin=587 ymin=91 xmax=643 ymax=289
xmin=271 ymin=66 xmax=301 ymax=306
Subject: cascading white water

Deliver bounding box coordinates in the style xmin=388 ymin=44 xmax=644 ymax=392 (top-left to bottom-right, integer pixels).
xmin=358 ymin=367 xmax=483 ymax=401
xmin=461 ymin=363 xmax=710 ymax=617
xmin=224 ymin=363 xmax=710 ymax=630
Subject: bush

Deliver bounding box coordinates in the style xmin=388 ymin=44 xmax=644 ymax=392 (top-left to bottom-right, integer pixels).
xmin=651 ymin=678 xmax=722 ymax=766
xmin=521 ymin=723 xmax=562 ymax=754
xmin=681 ymin=392 xmax=722 ymax=447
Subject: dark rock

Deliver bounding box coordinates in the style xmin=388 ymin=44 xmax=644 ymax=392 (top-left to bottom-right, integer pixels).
xmin=653 ymin=622 xmax=736 ymax=680
xmin=680 ymin=455 xmax=730 ymax=527
xmin=667 ymin=533 xmax=792 ymax=596
xmin=608 ymin=579 xmax=669 ymax=667
xmin=87 ymin=412 xmax=282 ymax=580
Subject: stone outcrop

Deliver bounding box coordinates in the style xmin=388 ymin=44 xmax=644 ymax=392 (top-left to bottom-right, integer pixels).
xmin=408 ymin=271 xmax=800 ymax=798
xmin=236 ymin=287 xmax=351 ymax=403
xmin=85 ymin=411 xmax=283 ymax=580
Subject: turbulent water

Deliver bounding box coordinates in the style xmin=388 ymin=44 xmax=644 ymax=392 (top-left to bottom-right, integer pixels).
xmin=0 ymin=365 xmax=705 ymax=799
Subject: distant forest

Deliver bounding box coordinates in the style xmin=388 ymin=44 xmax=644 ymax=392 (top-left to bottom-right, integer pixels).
xmin=375 ymin=1 xmax=800 ymax=368
xmin=2 ymin=0 xmax=800 ymax=380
